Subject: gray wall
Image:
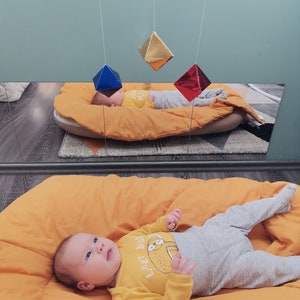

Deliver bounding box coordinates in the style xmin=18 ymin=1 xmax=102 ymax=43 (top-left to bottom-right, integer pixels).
xmin=1 ymin=0 xmax=299 ymax=160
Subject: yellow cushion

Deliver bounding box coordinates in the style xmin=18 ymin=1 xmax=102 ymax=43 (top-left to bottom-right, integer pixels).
xmin=54 ymin=83 xmax=261 ymax=141
xmin=1 ymin=175 xmax=299 ymax=299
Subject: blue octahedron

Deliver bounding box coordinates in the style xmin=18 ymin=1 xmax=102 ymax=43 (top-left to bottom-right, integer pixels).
xmin=93 ymin=64 xmax=122 ymax=97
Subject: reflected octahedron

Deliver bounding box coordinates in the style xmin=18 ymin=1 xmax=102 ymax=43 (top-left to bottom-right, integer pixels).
xmin=93 ymin=64 xmax=122 ymax=97
xmin=139 ymin=31 xmax=174 ymax=71
xmin=174 ymin=64 xmax=211 ymax=101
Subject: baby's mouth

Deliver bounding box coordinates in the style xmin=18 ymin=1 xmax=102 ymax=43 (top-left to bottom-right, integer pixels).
xmin=107 ymin=248 xmax=112 ymax=261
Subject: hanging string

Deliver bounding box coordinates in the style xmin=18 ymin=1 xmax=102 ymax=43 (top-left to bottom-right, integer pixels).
xmin=194 ymin=0 xmax=207 ymax=63
xmin=187 ymin=0 xmax=207 ymax=153
xmin=153 ymin=0 xmax=156 ymax=32
xmin=97 ymin=0 xmax=108 ymax=152
xmin=186 ymin=105 xmax=195 ymax=153
xmin=98 ymin=0 xmax=107 ymax=64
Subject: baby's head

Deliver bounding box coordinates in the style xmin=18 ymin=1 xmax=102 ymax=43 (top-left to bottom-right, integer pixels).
xmin=92 ymin=91 xmax=124 ymax=106
xmin=53 ymin=233 xmax=121 ymax=291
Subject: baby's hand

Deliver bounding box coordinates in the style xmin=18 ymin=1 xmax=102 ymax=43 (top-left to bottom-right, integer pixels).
xmin=147 ymin=94 xmax=156 ymax=102
xmin=171 ymin=252 xmax=196 ymax=275
xmin=165 ymin=208 xmax=181 ymax=230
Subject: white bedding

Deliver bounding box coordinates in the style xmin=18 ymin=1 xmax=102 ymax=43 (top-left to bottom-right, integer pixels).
xmin=0 ymin=82 xmax=30 ymax=102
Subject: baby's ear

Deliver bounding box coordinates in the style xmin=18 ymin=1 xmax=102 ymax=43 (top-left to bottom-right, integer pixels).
xmin=77 ymin=281 xmax=95 ymax=291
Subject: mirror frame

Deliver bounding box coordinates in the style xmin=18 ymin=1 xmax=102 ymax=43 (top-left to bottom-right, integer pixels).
xmin=0 ymin=0 xmax=300 ymax=173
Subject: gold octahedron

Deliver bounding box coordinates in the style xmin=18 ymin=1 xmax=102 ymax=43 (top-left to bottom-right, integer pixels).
xmin=139 ymin=31 xmax=174 ymax=71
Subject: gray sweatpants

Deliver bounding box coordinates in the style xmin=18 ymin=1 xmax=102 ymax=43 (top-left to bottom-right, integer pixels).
xmin=171 ymin=184 xmax=300 ymax=296
xmin=152 ymin=88 xmax=227 ymax=109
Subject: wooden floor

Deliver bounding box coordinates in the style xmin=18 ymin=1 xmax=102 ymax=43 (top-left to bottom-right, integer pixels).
xmin=1 ymin=82 xmax=299 ymax=212
xmin=0 ymin=82 xmax=65 ymax=162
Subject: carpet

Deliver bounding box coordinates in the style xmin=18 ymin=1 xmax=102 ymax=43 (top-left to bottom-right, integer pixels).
xmin=58 ymin=128 xmax=270 ymax=158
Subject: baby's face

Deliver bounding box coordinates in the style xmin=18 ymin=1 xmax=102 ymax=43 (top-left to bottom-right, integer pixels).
xmin=92 ymin=91 xmax=124 ymax=106
xmin=62 ymin=233 xmax=121 ymax=290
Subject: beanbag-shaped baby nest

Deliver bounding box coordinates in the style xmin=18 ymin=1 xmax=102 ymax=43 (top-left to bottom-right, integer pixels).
xmin=53 ymin=83 xmax=261 ymax=141
xmin=1 ymin=175 xmax=300 ymax=300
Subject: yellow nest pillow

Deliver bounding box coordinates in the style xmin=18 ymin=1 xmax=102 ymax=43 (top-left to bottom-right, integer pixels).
xmin=1 ymin=175 xmax=300 ymax=300
xmin=54 ymin=83 xmax=261 ymax=141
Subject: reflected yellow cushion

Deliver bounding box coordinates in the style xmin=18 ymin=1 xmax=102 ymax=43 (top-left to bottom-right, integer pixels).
xmin=54 ymin=83 xmax=261 ymax=141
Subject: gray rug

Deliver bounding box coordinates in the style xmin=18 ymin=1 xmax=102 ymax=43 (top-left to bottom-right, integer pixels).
xmin=58 ymin=128 xmax=270 ymax=158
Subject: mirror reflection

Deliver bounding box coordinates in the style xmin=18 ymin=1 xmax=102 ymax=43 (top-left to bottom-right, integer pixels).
xmin=0 ymin=82 xmax=284 ymax=163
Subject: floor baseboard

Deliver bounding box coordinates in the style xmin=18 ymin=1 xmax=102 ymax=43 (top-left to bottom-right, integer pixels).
xmin=1 ymin=160 xmax=300 ymax=175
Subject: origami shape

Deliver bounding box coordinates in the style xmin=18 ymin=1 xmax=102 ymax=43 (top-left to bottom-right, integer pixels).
xmin=174 ymin=64 xmax=211 ymax=101
xmin=139 ymin=31 xmax=174 ymax=71
xmin=93 ymin=64 xmax=122 ymax=97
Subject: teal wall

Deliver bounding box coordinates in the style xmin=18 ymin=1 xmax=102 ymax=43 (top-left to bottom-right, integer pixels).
xmin=1 ymin=0 xmax=299 ymax=160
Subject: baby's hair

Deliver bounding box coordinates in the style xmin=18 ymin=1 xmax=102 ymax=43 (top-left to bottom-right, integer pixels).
xmin=53 ymin=234 xmax=78 ymax=287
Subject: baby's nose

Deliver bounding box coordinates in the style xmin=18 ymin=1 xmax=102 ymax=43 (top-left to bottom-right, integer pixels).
xmin=97 ymin=243 xmax=104 ymax=252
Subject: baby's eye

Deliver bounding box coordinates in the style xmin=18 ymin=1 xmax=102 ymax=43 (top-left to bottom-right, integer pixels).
xmin=85 ymin=251 xmax=92 ymax=260
xmin=93 ymin=237 xmax=98 ymax=243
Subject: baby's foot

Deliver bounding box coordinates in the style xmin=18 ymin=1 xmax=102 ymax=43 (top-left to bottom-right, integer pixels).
xmin=278 ymin=184 xmax=297 ymax=198
xmin=274 ymin=184 xmax=297 ymax=213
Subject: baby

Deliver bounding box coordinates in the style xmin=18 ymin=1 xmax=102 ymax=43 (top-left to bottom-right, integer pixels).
xmin=92 ymin=87 xmax=228 ymax=109
xmin=54 ymin=184 xmax=299 ymax=299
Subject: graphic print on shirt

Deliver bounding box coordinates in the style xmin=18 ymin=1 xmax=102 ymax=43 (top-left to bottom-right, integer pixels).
xmin=127 ymin=90 xmax=146 ymax=101
xmin=147 ymin=235 xmax=178 ymax=274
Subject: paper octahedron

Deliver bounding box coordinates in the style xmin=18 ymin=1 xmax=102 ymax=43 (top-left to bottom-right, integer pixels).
xmin=174 ymin=64 xmax=211 ymax=101
xmin=93 ymin=64 xmax=122 ymax=97
xmin=139 ymin=31 xmax=174 ymax=71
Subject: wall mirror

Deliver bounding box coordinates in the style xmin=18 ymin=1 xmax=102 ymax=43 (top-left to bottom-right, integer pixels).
xmin=1 ymin=0 xmax=299 ymax=163
xmin=0 ymin=81 xmax=284 ymax=163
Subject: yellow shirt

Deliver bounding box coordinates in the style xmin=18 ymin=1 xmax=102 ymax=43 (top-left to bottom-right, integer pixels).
xmin=122 ymin=90 xmax=155 ymax=109
xmin=109 ymin=216 xmax=193 ymax=300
